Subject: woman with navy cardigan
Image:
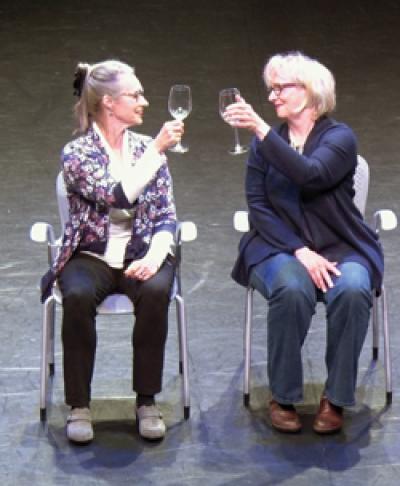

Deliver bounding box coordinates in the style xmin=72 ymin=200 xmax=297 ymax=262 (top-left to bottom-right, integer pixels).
xmin=227 ymin=52 xmax=383 ymax=434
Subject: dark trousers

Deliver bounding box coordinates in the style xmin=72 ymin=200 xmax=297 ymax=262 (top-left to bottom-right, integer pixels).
xmin=58 ymin=253 xmax=175 ymax=408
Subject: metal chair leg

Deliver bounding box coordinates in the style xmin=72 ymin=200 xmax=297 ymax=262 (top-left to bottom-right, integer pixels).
xmin=243 ymin=287 xmax=253 ymax=407
xmin=372 ymin=292 xmax=379 ymax=360
xmin=175 ymin=294 xmax=183 ymax=375
xmin=40 ymin=296 xmax=54 ymax=422
xmin=380 ymin=285 xmax=393 ymax=405
xmin=48 ymin=299 xmax=56 ymax=376
xmin=175 ymin=294 xmax=190 ymax=419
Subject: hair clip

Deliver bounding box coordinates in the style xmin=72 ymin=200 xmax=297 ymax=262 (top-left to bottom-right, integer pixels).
xmin=73 ymin=69 xmax=86 ymax=97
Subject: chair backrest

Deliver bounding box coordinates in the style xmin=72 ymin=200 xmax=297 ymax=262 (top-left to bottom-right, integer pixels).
xmin=353 ymin=155 xmax=369 ymax=216
xmin=56 ymin=171 xmax=69 ymax=232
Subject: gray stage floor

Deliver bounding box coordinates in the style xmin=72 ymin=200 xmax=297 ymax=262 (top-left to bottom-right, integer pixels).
xmin=1 ymin=0 xmax=400 ymax=484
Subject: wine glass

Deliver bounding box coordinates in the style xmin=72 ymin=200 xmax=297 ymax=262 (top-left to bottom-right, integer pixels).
xmin=168 ymin=84 xmax=192 ymax=153
xmin=219 ymin=88 xmax=248 ymax=155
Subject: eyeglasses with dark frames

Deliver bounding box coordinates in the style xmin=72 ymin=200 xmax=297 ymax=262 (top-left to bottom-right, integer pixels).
xmin=267 ymin=83 xmax=303 ymax=97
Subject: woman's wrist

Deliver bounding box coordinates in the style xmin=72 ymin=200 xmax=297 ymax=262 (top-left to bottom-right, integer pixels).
xmin=153 ymin=137 xmax=165 ymax=154
xmin=294 ymin=246 xmax=309 ymax=258
xmin=254 ymin=120 xmax=270 ymax=140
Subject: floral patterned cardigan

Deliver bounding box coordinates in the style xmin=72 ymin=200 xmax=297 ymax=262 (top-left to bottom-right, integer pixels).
xmin=40 ymin=127 xmax=176 ymax=302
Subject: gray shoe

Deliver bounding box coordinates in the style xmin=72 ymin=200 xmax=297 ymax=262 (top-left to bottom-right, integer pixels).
xmin=136 ymin=404 xmax=166 ymax=440
xmin=66 ymin=407 xmax=94 ymax=444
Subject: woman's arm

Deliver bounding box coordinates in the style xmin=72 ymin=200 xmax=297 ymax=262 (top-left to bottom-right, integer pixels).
xmin=246 ymin=140 xmax=305 ymax=252
xmin=121 ymin=121 xmax=184 ymax=203
xmin=247 ymin=138 xmax=341 ymax=291
xmin=124 ymin=163 xmax=176 ymax=281
xmin=258 ymin=124 xmax=357 ymax=191
xmin=124 ymin=230 xmax=173 ymax=281
xmin=223 ymin=97 xmax=357 ymax=192
xmin=62 ymin=121 xmax=183 ymax=210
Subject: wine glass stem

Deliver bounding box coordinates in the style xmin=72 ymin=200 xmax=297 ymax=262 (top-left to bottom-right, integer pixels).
xmin=233 ymin=127 xmax=242 ymax=149
xmin=175 ymin=116 xmax=185 ymax=149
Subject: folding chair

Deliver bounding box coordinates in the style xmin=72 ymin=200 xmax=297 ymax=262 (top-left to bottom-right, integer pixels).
xmin=31 ymin=172 xmax=197 ymax=421
xmin=233 ymin=155 xmax=397 ymax=406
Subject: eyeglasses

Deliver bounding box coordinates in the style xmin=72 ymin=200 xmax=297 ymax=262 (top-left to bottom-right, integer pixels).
xmin=267 ymin=83 xmax=303 ymax=97
xmin=120 ymin=90 xmax=145 ymax=101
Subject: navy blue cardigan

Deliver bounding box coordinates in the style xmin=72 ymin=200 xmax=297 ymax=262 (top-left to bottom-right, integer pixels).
xmin=231 ymin=116 xmax=384 ymax=291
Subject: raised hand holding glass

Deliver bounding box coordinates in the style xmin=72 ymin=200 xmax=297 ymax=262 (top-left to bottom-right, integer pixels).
xmin=219 ymin=88 xmax=248 ymax=155
xmin=168 ymin=84 xmax=192 ymax=153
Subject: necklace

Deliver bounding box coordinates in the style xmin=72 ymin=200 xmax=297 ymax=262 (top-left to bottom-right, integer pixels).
xmin=288 ymin=121 xmax=315 ymax=154
xmin=289 ymin=138 xmax=304 ymax=154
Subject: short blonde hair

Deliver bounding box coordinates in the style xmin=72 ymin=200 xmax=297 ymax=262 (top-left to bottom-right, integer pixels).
xmin=264 ymin=52 xmax=336 ymax=118
xmin=73 ymin=60 xmax=134 ymax=133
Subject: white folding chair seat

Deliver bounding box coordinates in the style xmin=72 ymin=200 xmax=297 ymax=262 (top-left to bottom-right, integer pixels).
xmin=31 ymin=172 xmax=197 ymax=421
xmin=234 ymin=155 xmax=397 ymax=406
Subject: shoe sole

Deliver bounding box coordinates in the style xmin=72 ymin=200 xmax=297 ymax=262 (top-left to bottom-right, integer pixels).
xmin=66 ymin=427 xmax=94 ymax=445
xmin=68 ymin=437 xmax=94 ymax=445
xmin=67 ymin=430 xmax=94 ymax=445
xmin=313 ymin=425 xmax=342 ymax=435
xmin=271 ymin=423 xmax=302 ymax=434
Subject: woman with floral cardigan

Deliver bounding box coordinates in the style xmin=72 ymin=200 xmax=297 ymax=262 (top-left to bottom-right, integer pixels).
xmin=42 ymin=59 xmax=184 ymax=444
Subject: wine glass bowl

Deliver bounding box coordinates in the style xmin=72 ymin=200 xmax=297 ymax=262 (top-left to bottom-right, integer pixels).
xmin=219 ymin=87 xmax=239 ymax=118
xmin=168 ymin=84 xmax=192 ymax=153
xmin=219 ymin=87 xmax=248 ymax=155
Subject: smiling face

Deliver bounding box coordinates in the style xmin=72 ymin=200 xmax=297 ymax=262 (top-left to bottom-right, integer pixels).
xmin=105 ymin=73 xmax=149 ymax=128
xmin=263 ymin=53 xmax=336 ymax=122
xmin=267 ymin=77 xmax=308 ymax=121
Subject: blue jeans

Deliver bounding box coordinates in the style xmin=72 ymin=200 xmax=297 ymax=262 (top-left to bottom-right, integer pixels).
xmin=249 ymin=253 xmax=372 ymax=407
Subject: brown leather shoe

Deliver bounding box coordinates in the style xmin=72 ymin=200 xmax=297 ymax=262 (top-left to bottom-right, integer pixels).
xmin=313 ymin=396 xmax=343 ymax=434
xmin=269 ymin=400 xmax=302 ymax=433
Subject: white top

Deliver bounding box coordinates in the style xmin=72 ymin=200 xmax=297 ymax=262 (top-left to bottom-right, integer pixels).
xmin=83 ymin=123 xmax=174 ymax=269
